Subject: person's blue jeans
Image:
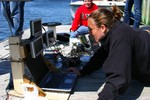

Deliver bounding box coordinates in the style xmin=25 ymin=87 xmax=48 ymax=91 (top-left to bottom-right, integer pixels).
xmin=1 ymin=1 xmax=25 ymax=35
xmin=70 ymin=26 xmax=89 ymax=38
xmin=123 ymin=0 xmax=142 ymax=28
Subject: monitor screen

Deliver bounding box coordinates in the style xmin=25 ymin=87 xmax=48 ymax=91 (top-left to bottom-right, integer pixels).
xmin=30 ymin=36 xmax=44 ymax=58
xmin=43 ymin=30 xmax=55 ymax=47
xmin=30 ymin=18 xmax=42 ymax=38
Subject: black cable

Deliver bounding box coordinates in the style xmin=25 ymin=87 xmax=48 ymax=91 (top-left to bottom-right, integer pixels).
xmin=42 ymin=25 xmax=46 ymax=33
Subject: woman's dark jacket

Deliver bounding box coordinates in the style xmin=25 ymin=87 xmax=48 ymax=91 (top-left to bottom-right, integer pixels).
xmin=80 ymin=20 xmax=150 ymax=99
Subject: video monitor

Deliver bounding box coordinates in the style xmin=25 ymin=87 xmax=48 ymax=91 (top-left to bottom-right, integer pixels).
xmin=43 ymin=30 xmax=55 ymax=47
xmin=30 ymin=35 xmax=44 ymax=58
xmin=30 ymin=18 xmax=42 ymax=39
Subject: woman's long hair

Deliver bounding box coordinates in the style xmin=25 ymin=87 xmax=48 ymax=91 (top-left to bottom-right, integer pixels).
xmin=88 ymin=5 xmax=123 ymax=28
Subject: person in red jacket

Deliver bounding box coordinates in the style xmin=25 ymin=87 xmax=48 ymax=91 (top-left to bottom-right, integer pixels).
xmin=70 ymin=0 xmax=98 ymax=37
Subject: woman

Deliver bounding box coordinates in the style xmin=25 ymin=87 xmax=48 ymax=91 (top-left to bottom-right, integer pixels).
xmin=70 ymin=0 xmax=98 ymax=37
xmin=69 ymin=6 xmax=150 ymax=99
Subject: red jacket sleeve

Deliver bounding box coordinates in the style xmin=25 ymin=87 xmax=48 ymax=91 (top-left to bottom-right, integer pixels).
xmin=71 ymin=6 xmax=83 ymax=31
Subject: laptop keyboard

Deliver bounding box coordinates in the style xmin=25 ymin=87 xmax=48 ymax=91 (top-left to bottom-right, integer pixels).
xmin=44 ymin=72 xmax=66 ymax=88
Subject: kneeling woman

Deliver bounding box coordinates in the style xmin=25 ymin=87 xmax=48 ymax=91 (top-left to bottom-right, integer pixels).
xmin=69 ymin=6 xmax=150 ymax=99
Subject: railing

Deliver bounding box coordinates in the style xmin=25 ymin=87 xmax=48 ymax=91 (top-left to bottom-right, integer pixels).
xmin=142 ymin=0 xmax=150 ymax=25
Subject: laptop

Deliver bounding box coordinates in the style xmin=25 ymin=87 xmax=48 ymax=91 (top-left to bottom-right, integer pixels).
xmin=24 ymin=54 xmax=77 ymax=93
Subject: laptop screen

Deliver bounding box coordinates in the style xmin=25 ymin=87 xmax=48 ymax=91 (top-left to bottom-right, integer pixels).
xmin=24 ymin=54 xmax=49 ymax=84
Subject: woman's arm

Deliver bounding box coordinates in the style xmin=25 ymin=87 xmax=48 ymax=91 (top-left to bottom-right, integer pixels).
xmin=98 ymin=36 xmax=132 ymax=99
xmin=80 ymin=45 xmax=107 ymax=75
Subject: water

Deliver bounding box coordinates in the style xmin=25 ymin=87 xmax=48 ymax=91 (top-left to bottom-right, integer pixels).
xmin=0 ymin=0 xmax=72 ymax=41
